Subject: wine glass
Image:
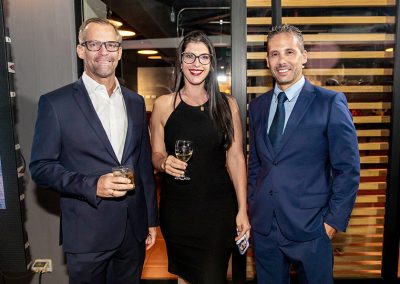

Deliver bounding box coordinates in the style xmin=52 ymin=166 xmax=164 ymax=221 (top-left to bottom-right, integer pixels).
xmin=175 ymin=140 xmax=193 ymax=180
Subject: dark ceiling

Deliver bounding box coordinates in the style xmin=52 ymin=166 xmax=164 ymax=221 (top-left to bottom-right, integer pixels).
xmin=105 ymin=0 xmax=231 ymax=40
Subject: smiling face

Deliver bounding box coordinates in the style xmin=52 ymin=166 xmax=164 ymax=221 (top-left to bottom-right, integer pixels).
xmin=266 ymin=32 xmax=307 ymax=91
xmin=181 ymin=42 xmax=211 ymax=87
xmin=76 ymin=22 xmax=122 ymax=83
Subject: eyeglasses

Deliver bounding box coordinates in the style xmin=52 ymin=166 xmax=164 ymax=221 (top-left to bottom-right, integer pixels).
xmin=181 ymin=52 xmax=212 ymax=65
xmin=81 ymin=40 xmax=121 ymax=52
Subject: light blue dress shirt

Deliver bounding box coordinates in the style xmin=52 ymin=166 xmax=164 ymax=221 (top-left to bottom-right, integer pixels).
xmin=267 ymin=76 xmax=305 ymax=133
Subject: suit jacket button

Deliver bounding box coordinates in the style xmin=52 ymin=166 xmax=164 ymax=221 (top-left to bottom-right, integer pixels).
xmin=269 ymin=190 xmax=273 ymax=196
xmin=273 ymin=161 xmax=278 ymax=165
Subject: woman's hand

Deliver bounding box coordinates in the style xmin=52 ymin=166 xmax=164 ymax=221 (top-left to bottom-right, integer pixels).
xmin=235 ymin=209 xmax=251 ymax=241
xmin=162 ymin=155 xmax=187 ymax=178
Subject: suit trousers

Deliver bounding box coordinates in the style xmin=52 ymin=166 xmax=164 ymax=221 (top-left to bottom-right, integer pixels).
xmin=252 ymin=217 xmax=333 ymax=284
xmin=66 ymin=219 xmax=145 ymax=284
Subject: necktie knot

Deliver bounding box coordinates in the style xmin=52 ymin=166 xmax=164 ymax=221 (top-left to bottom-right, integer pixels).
xmin=277 ymin=92 xmax=287 ymax=104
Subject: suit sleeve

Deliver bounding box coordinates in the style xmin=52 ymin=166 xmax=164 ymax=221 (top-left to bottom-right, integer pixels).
xmin=138 ymin=101 xmax=159 ymax=227
xmin=29 ymin=95 xmax=99 ymax=207
xmin=324 ymin=92 xmax=360 ymax=232
xmin=247 ymin=102 xmax=261 ymax=204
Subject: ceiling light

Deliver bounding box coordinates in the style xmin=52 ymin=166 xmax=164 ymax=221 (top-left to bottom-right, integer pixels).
xmin=119 ymin=30 xmax=136 ymax=37
xmin=107 ymin=19 xmax=123 ymax=28
xmin=385 ymin=47 xmax=394 ymax=52
xmin=148 ymin=56 xmax=162 ymax=59
xmin=138 ymin=50 xmax=158 ymax=55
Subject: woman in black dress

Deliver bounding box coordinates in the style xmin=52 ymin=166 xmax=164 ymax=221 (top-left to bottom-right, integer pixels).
xmin=150 ymin=31 xmax=250 ymax=284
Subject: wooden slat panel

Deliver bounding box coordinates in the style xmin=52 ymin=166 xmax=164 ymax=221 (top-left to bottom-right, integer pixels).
xmin=345 ymin=227 xmax=384 ymax=235
xmin=334 ymin=271 xmax=381 ymax=276
xmin=360 ymin=156 xmax=388 ymax=163
xmin=247 ymin=34 xmax=395 ymax=43
xmin=352 ymin=207 xmax=385 ymax=216
xmin=247 ymin=16 xmax=394 ymax=25
xmin=360 ymin=169 xmax=387 ymax=177
xmin=247 ymin=86 xmax=273 ymax=93
xmin=359 ymin=182 xmax=387 ymax=190
xmin=247 ymin=69 xmax=393 ymax=76
xmin=334 ymin=264 xmax=382 ymax=270
xmin=308 ymin=51 xmax=394 ymax=59
xmin=334 ymin=235 xmax=383 ymax=243
xmin=358 ymin=142 xmax=389 ymax=150
xmin=246 ymin=1 xmax=391 ymax=279
xmin=347 ymin=217 xmax=384 ymax=225
xmin=353 ymin=116 xmax=390 ymax=124
xmin=348 ymin=102 xmax=391 ymax=109
xmin=246 ymin=142 xmax=389 ymax=152
xmin=355 ymin=195 xmax=386 ymax=203
xmin=247 ymin=86 xmax=392 ymax=93
xmin=247 ymin=0 xmax=395 ymax=7
xmin=341 ymin=236 xmax=383 ymax=245
xmin=247 ymin=51 xmax=393 ymax=59
xmin=334 ymin=255 xmax=382 ymax=261
xmin=327 ymin=86 xmax=392 ymax=92
xmin=357 ymin=129 xmax=390 ymax=137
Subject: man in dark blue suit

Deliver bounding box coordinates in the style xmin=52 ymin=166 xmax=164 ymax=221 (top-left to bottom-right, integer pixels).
xmin=30 ymin=18 xmax=158 ymax=283
xmin=248 ymin=25 xmax=360 ymax=284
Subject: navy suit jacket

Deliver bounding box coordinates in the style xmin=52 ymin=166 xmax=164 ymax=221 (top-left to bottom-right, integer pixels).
xmin=30 ymin=78 xmax=158 ymax=253
xmin=248 ymin=80 xmax=360 ymax=242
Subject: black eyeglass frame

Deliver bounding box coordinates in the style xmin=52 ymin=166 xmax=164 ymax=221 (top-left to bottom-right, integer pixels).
xmin=81 ymin=40 xmax=122 ymax=52
xmin=181 ymin=52 xmax=212 ymax=65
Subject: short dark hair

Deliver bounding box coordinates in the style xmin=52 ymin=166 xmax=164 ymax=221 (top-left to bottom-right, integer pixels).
xmin=267 ymin=24 xmax=304 ymax=52
xmin=78 ymin=17 xmax=122 ymax=44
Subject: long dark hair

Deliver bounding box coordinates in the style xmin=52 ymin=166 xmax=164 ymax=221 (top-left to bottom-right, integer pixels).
xmin=173 ymin=30 xmax=234 ymax=149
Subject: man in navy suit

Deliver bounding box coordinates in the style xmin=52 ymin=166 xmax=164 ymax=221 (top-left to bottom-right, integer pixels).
xmin=248 ymin=24 xmax=360 ymax=284
xmin=30 ymin=18 xmax=158 ymax=283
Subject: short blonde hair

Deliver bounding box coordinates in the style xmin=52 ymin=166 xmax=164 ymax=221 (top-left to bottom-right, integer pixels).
xmin=78 ymin=17 xmax=122 ymax=44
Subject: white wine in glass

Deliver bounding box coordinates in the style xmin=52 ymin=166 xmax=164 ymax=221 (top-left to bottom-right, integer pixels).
xmin=175 ymin=140 xmax=193 ymax=180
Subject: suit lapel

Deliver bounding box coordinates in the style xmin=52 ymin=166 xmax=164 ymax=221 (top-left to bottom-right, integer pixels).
xmin=253 ymin=90 xmax=273 ymax=159
xmin=72 ymin=79 xmax=119 ymax=163
xmin=274 ymin=80 xmax=316 ymax=155
xmin=121 ymin=89 xmax=135 ymax=164
xmin=258 ymin=91 xmax=275 ymax=157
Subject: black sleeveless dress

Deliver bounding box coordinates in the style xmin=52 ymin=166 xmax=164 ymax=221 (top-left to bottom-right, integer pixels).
xmin=160 ymin=98 xmax=237 ymax=284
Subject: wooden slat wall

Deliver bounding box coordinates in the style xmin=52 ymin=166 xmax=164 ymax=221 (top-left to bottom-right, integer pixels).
xmin=246 ymin=0 xmax=395 ymax=279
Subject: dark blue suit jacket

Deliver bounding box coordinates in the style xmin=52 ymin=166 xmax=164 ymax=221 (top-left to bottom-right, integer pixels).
xmin=248 ymin=80 xmax=360 ymax=242
xmin=30 ymin=79 xmax=158 ymax=253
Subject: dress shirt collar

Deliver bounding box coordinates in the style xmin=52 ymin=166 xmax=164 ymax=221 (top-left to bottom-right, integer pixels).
xmin=273 ymin=76 xmax=305 ymax=102
xmin=82 ymin=72 xmax=121 ymax=98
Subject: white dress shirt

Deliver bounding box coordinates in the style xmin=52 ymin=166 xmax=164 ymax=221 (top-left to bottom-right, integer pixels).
xmin=82 ymin=72 xmax=127 ymax=162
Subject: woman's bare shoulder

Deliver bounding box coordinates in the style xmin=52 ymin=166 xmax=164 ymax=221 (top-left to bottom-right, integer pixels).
xmin=154 ymin=93 xmax=176 ymax=110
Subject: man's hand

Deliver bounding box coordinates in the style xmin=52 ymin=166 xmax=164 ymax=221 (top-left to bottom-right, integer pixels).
xmin=96 ymin=173 xmax=133 ymax=198
xmin=324 ymin=222 xmax=337 ymax=240
xmin=146 ymin=227 xmax=157 ymax=250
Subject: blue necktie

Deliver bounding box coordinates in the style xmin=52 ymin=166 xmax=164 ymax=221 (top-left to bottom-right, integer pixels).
xmin=269 ymin=92 xmax=287 ymax=150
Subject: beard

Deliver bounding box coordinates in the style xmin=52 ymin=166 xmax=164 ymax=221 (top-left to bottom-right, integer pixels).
xmin=272 ymin=64 xmax=302 ymax=86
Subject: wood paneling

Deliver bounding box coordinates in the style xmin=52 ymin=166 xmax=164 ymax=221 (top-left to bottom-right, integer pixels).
xmin=358 ymin=143 xmax=389 ymax=151
xmin=359 ymin=182 xmax=387 ymax=190
xmin=248 ymin=16 xmax=395 ymax=25
xmin=247 ymin=34 xmax=395 ymax=43
xmin=247 ymin=51 xmax=394 ymax=59
xmin=248 ymin=86 xmax=392 ymax=93
xmin=247 ymin=0 xmax=395 ymax=7
xmin=248 ymin=69 xmax=393 ymax=76
xmin=357 ymin=129 xmax=390 ymax=137
xmin=246 ymin=0 xmax=394 ymax=279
